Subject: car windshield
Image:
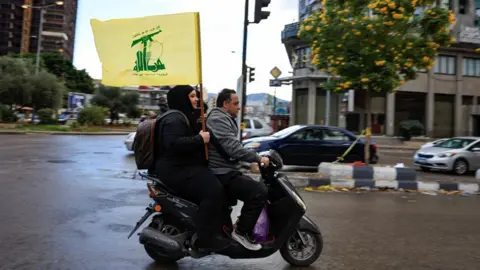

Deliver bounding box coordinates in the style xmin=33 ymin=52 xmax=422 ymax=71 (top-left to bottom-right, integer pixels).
xmin=434 ymin=138 xmax=475 ymax=149
xmin=271 ymin=125 xmax=303 ymax=138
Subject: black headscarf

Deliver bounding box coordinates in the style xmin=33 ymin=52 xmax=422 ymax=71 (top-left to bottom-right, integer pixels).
xmin=167 ymin=85 xmax=199 ymax=132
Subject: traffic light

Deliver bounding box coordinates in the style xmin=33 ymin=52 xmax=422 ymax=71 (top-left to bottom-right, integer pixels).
xmin=254 ymin=0 xmax=271 ymax=24
xmin=248 ymin=66 xmax=255 ymax=83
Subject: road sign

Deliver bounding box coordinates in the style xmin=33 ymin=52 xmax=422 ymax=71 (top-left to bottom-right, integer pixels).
xmin=269 ymin=79 xmax=282 ymax=87
xmin=240 ymin=122 xmax=247 ymax=130
xmin=270 ymin=66 xmax=282 ymax=79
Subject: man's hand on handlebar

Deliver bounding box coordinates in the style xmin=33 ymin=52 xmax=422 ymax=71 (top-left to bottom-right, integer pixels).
xmin=260 ymin=156 xmax=270 ymax=167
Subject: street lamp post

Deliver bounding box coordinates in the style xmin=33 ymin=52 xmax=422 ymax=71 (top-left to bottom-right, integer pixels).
xmin=21 ymin=1 xmax=64 ymax=74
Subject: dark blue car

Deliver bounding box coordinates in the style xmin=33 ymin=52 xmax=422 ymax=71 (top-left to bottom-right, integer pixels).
xmin=243 ymin=125 xmax=378 ymax=166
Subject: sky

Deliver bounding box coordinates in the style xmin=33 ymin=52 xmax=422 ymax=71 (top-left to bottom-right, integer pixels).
xmin=72 ymin=0 xmax=299 ymax=101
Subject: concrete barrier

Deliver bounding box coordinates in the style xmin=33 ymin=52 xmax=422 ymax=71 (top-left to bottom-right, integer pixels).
xmin=317 ymin=162 xmax=417 ymax=182
xmin=245 ymin=171 xmax=479 ymax=193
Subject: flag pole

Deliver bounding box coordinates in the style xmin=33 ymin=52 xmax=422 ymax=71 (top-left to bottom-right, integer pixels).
xmin=195 ymin=13 xmax=208 ymax=159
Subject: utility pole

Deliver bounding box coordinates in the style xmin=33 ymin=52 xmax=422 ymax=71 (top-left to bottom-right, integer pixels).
xmin=239 ymin=0 xmax=271 ymax=142
xmin=239 ymin=0 xmax=249 ymax=142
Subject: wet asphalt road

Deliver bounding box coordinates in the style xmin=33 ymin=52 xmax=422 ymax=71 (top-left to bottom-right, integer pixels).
xmin=0 ymin=135 xmax=479 ymax=270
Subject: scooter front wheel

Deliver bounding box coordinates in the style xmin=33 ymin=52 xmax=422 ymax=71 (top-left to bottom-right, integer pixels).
xmin=280 ymin=229 xmax=323 ymax=267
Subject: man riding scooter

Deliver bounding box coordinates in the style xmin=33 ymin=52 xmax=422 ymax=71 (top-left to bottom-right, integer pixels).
xmin=206 ymin=88 xmax=270 ymax=251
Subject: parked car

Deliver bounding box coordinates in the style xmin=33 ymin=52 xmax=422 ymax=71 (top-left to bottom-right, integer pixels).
xmin=125 ymin=132 xmax=136 ymax=151
xmin=413 ymin=137 xmax=480 ymax=175
xmin=243 ymin=117 xmax=273 ymax=138
xmin=419 ymin=138 xmax=448 ymax=149
xmin=58 ymin=112 xmax=77 ymax=125
xmin=243 ymin=125 xmax=378 ymax=166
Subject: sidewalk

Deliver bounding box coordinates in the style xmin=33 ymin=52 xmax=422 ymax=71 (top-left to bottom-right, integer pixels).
xmin=245 ymin=170 xmax=480 ymax=194
xmin=377 ymin=141 xmax=424 ymax=151
xmin=0 ymin=129 xmax=131 ymax=135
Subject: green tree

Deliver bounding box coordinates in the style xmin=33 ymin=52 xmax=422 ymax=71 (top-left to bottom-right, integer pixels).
xmin=91 ymin=85 xmax=140 ymax=122
xmin=29 ymin=71 xmax=65 ymax=110
xmin=15 ymin=53 xmax=95 ymax=95
xmin=0 ymin=56 xmax=34 ymax=108
xmin=121 ymin=91 xmax=141 ymax=118
xmin=77 ymin=106 xmax=106 ymax=125
xmin=91 ymin=85 xmax=124 ymax=110
xmin=36 ymin=108 xmax=56 ymax=124
xmin=298 ymin=0 xmax=455 ymax=164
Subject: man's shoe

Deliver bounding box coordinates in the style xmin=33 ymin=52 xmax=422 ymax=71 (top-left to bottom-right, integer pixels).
xmin=232 ymin=230 xmax=262 ymax=251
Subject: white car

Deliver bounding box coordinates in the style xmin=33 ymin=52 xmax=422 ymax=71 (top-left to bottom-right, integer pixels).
xmin=125 ymin=132 xmax=136 ymax=151
xmin=420 ymin=138 xmax=448 ymax=149
xmin=243 ymin=117 xmax=273 ymax=138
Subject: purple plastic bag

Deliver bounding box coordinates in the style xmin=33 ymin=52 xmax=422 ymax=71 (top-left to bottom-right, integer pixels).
xmin=253 ymin=206 xmax=269 ymax=243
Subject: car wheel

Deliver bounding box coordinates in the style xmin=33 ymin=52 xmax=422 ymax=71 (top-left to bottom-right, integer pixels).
xmin=453 ymin=159 xmax=469 ymax=175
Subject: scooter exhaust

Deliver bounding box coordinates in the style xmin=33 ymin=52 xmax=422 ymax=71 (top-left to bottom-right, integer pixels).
xmin=139 ymin=227 xmax=184 ymax=257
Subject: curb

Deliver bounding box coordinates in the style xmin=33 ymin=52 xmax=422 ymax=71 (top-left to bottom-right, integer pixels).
xmin=378 ymin=146 xmax=419 ymax=151
xmin=318 ymin=162 xmax=417 ymax=182
xmin=245 ymin=173 xmax=479 ymax=193
xmin=0 ymin=130 xmax=132 ymax=135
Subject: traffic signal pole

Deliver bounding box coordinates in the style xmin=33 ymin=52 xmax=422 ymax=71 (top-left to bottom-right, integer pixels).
xmin=239 ymin=0 xmax=249 ymax=142
xmin=239 ymin=0 xmax=270 ymax=142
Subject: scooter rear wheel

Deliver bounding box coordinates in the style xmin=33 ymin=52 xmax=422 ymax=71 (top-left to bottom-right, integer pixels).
xmin=144 ymin=217 xmax=184 ymax=264
xmin=280 ymin=229 xmax=323 ymax=267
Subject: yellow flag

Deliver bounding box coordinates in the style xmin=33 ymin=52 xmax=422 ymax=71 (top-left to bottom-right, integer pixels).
xmin=90 ymin=12 xmax=202 ymax=86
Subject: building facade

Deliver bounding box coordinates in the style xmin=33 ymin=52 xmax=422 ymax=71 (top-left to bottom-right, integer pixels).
xmin=282 ymin=0 xmax=480 ymax=138
xmin=0 ymin=0 xmax=78 ymax=61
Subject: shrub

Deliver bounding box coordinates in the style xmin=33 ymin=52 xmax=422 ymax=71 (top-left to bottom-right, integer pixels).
xmin=71 ymin=121 xmax=80 ymax=128
xmin=36 ymin=108 xmax=56 ymax=124
xmin=77 ymin=106 xmax=105 ymax=125
xmin=0 ymin=104 xmax=17 ymax=122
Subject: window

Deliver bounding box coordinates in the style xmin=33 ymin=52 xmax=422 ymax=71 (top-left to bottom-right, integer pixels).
xmin=8 ymin=32 xmax=12 ymax=38
xmin=435 ymin=138 xmax=476 ymax=148
xmin=253 ymin=120 xmax=263 ymax=129
xmin=8 ymin=40 xmax=12 ymax=47
xmin=414 ymin=7 xmax=425 ymax=17
xmin=459 ymin=0 xmax=467 ymax=14
xmin=291 ymin=128 xmax=323 ymax=141
xmin=292 ymin=47 xmax=311 ymax=69
xmin=243 ymin=119 xmax=251 ymax=129
xmin=440 ymin=0 xmax=452 ymax=9
xmin=469 ymin=141 xmax=480 ymax=150
xmin=433 ymin=55 xmax=456 ymax=75
xmin=323 ymin=129 xmax=351 ymax=141
xmin=463 ymin=58 xmax=480 ymax=77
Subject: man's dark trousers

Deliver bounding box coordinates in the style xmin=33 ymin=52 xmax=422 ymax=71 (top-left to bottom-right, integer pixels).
xmin=216 ymin=171 xmax=268 ymax=234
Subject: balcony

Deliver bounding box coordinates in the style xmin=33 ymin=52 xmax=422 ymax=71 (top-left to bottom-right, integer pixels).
xmin=281 ymin=22 xmax=300 ymax=43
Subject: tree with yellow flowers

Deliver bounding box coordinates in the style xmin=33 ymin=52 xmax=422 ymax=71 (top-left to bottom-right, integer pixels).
xmin=298 ymin=0 xmax=456 ymax=164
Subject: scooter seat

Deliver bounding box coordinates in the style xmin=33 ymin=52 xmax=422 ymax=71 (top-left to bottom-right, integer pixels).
xmin=139 ymin=171 xmax=237 ymax=206
xmin=139 ymin=172 xmax=179 ymax=196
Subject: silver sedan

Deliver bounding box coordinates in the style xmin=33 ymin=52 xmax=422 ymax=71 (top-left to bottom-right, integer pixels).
xmin=125 ymin=132 xmax=136 ymax=151
xmin=413 ymin=137 xmax=480 ymax=175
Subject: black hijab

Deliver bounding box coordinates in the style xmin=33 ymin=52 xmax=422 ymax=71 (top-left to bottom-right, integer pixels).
xmin=167 ymin=85 xmax=199 ymax=132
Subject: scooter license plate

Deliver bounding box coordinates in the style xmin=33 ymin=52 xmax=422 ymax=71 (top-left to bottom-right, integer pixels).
xmin=416 ymin=158 xmax=427 ymax=163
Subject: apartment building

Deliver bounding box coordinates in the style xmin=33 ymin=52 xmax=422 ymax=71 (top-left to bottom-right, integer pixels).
xmin=0 ymin=0 xmax=78 ymax=61
xmin=282 ymin=0 xmax=480 ymax=138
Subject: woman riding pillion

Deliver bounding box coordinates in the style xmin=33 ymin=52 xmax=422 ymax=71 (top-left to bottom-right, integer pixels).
xmin=154 ymin=85 xmax=230 ymax=252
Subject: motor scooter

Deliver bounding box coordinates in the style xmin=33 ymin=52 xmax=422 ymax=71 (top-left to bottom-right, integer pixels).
xmin=128 ymin=150 xmax=323 ymax=266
